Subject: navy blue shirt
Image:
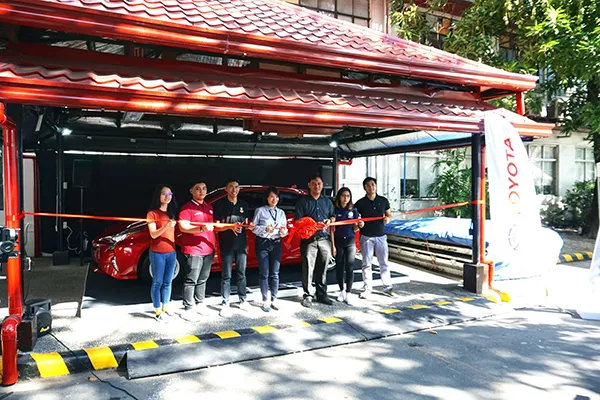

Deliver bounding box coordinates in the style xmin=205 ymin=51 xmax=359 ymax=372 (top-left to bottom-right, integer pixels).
xmin=334 ymin=207 xmax=357 ymax=239
xmin=295 ymin=194 xmax=335 ymax=239
xmin=355 ymin=195 xmax=390 ymax=237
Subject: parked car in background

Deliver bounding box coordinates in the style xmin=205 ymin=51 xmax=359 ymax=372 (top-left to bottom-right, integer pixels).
xmin=92 ymin=186 xmax=307 ymax=282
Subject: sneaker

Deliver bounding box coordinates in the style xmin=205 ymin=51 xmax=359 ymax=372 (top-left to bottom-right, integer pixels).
xmin=301 ymin=297 xmax=313 ymax=308
xmin=344 ymin=293 xmax=354 ymax=306
xmin=238 ymin=301 xmax=251 ymax=311
xmin=154 ymin=312 xmax=166 ymax=322
xmin=359 ymin=290 xmax=372 ymax=300
xmin=337 ymin=291 xmax=346 ymax=302
xmin=180 ymin=308 xmax=201 ymax=322
xmin=316 ymin=296 xmax=333 ymax=305
xmin=270 ymin=300 xmax=279 ymax=311
xmin=383 ymin=286 xmax=395 ymax=297
xmin=195 ymin=303 xmax=210 ymax=316
xmin=219 ymin=304 xmax=232 ymax=317
xmin=261 ymin=302 xmax=271 ymax=312
xmin=162 ymin=309 xmax=175 ymax=317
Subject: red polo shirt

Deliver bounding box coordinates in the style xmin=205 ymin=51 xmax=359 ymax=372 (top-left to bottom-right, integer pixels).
xmin=178 ymin=199 xmax=216 ymax=256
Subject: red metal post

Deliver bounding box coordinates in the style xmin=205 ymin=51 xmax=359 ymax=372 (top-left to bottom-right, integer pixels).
xmin=515 ymin=92 xmax=526 ymax=116
xmin=1 ymin=103 xmax=23 ymax=386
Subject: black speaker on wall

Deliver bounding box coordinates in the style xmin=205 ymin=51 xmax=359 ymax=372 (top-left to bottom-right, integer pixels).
xmin=320 ymin=165 xmax=333 ymax=189
xmin=72 ymin=159 xmax=92 ymax=188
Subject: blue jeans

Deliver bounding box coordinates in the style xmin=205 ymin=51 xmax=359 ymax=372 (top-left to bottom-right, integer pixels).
xmin=220 ymin=248 xmax=247 ymax=304
xmin=256 ymin=238 xmax=282 ymax=302
xmin=149 ymin=250 xmax=177 ymax=309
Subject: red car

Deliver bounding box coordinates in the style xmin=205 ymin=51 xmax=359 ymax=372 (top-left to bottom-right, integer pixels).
xmin=92 ymin=186 xmax=308 ymax=281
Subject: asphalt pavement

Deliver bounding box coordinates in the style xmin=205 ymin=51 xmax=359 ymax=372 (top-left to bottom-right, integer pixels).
xmin=2 ymin=306 xmax=598 ymax=400
xmin=1 ymin=260 xmax=598 ymax=399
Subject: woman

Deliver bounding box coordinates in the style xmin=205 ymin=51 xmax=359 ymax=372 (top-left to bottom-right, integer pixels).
xmin=147 ymin=184 xmax=178 ymax=321
xmin=331 ymin=187 xmax=359 ymax=305
xmin=252 ymin=186 xmax=288 ymax=312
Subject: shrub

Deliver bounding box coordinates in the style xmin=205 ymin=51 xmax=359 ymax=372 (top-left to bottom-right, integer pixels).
xmin=564 ymin=180 xmax=595 ymax=232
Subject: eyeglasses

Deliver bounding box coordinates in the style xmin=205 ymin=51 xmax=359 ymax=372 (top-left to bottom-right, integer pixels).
xmin=161 ymin=191 xmax=173 ymax=196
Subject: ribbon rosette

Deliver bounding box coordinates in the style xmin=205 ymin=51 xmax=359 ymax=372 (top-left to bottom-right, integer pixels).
xmin=293 ymin=217 xmax=319 ymax=239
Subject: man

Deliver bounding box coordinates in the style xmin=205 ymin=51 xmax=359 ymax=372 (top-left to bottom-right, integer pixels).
xmin=295 ymin=174 xmax=335 ymax=308
xmin=178 ymin=181 xmax=216 ymax=321
xmin=213 ymin=179 xmax=253 ymax=317
xmin=354 ymin=177 xmax=394 ymax=298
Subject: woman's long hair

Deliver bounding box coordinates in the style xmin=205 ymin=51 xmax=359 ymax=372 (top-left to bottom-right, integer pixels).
xmin=334 ymin=187 xmax=353 ymax=209
xmin=148 ymin=184 xmax=178 ymax=219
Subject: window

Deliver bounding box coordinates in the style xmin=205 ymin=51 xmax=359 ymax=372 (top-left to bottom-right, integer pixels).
xmin=498 ymin=34 xmax=517 ymax=62
xmin=299 ymin=0 xmax=369 ymax=26
xmin=527 ymin=145 xmax=557 ymax=195
xmin=371 ymin=152 xmax=444 ymax=209
xmin=279 ymin=192 xmax=303 ymax=214
xmin=399 ymin=151 xmax=443 ymax=199
xmin=575 ymin=147 xmax=595 ymax=182
xmin=426 ymin=16 xmax=454 ymax=49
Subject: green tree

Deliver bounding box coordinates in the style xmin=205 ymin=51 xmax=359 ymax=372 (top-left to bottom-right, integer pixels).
xmin=426 ymin=149 xmax=472 ymax=217
xmin=392 ymin=0 xmax=600 ymax=233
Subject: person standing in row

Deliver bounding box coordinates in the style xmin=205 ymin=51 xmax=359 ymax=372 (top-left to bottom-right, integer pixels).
xmin=355 ymin=177 xmax=394 ymax=298
xmin=330 ymin=187 xmax=359 ymax=305
xmin=213 ymin=178 xmax=252 ymax=317
xmin=178 ymin=181 xmax=216 ymax=322
xmin=252 ymin=186 xmax=288 ymax=312
xmin=146 ymin=184 xmax=178 ymax=322
xmin=295 ymin=175 xmax=335 ymax=308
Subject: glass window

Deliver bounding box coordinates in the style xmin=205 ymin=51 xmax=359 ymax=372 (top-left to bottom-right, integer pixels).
xmin=575 ymin=147 xmax=595 ymax=182
xmin=279 ymin=192 xmax=302 ymax=214
xmin=299 ymin=0 xmax=370 ymax=25
xmin=527 ymin=145 xmax=557 ymax=195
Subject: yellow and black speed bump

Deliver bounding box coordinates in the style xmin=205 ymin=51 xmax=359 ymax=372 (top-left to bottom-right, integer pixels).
xmin=17 ymin=317 xmax=341 ymax=380
xmin=347 ymin=295 xmax=510 ymax=340
xmin=126 ymin=317 xmax=359 ymax=379
xmin=557 ymin=251 xmax=593 ymax=264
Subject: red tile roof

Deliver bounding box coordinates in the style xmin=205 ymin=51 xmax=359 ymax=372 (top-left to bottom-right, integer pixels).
xmin=0 ymin=0 xmax=538 ymax=92
xmin=0 ymin=44 xmax=553 ymax=137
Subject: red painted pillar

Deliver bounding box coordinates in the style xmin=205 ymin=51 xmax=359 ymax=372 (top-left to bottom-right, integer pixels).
xmin=1 ymin=103 xmax=23 ymax=386
xmin=516 ymin=92 xmax=526 ymax=116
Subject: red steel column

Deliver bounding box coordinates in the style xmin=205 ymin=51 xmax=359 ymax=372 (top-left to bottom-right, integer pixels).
xmin=516 ymin=92 xmax=526 ymax=116
xmin=1 ymin=103 xmax=23 ymax=386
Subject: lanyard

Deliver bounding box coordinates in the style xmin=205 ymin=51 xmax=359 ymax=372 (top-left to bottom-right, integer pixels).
xmin=268 ymin=208 xmax=278 ymax=224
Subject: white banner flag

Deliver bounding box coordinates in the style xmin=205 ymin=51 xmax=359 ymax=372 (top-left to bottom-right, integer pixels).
xmin=485 ymin=112 xmax=542 ymax=278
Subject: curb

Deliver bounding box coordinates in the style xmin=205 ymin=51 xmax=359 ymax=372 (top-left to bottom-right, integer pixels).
xmin=14 ymin=296 xmax=497 ymax=380
xmin=556 ymin=252 xmax=593 ymax=264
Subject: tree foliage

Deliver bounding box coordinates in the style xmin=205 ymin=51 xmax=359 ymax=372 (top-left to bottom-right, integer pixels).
xmin=391 ymin=0 xmax=600 ymax=145
xmin=426 ymin=149 xmax=472 ymax=218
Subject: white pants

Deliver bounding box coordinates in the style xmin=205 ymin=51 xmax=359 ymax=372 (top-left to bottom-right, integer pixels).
xmin=360 ymin=235 xmax=391 ymax=291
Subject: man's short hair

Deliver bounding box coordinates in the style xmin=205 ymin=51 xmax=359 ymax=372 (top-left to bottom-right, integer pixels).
xmin=190 ymin=181 xmax=207 ymax=188
xmin=308 ymin=174 xmax=323 ymax=182
xmin=224 ymin=178 xmax=239 ymax=187
xmin=363 ymin=177 xmax=377 ymax=187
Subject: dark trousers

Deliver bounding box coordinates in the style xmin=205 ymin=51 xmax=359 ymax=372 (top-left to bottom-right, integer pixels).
xmin=220 ymin=248 xmax=247 ymax=304
xmin=182 ymin=252 xmax=214 ymax=309
xmin=300 ymin=237 xmax=331 ymax=299
xmin=256 ymin=237 xmax=282 ymax=302
xmin=335 ymin=237 xmax=356 ymax=292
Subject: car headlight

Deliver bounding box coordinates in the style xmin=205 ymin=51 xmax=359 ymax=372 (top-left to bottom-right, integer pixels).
xmin=106 ymin=232 xmax=131 ymax=251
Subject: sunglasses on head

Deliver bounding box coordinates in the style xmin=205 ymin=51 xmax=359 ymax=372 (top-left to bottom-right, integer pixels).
xmin=161 ymin=191 xmax=173 ymax=196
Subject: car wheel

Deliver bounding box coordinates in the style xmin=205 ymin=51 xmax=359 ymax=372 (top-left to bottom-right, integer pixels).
xmin=139 ymin=251 xmax=183 ymax=283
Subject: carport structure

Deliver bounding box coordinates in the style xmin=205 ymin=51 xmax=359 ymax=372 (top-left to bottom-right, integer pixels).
xmin=0 ymin=0 xmax=554 ymax=385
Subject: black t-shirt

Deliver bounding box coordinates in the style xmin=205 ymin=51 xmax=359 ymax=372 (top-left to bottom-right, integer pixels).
xmin=213 ymin=197 xmax=250 ymax=252
xmin=355 ymin=195 xmax=390 ymax=237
